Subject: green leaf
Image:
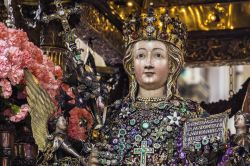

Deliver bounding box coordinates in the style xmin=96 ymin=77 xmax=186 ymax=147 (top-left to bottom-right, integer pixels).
xmin=11 ymin=104 xmax=20 ymax=114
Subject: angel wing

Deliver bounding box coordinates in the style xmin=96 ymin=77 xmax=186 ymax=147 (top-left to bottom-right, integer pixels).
xmin=24 ymin=70 xmax=56 ymax=151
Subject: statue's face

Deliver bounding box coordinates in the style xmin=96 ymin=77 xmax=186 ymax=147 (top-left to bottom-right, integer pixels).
xmin=133 ymin=40 xmax=169 ymax=90
xmin=56 ymin=116 xmax=68 ymax=131
xmin=235 ymin=114 xmax=246 ymax=129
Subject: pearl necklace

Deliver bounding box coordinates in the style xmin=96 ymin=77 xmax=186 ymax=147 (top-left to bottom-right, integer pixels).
xmin=136 ymin=97 xmax=167 ymax=103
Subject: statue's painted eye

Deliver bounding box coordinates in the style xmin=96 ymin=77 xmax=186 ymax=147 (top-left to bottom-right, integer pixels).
xmin=137 ymin=54 xmax=145 ymax=58
xmin=155 ymin=53 xmax=162 ymax=58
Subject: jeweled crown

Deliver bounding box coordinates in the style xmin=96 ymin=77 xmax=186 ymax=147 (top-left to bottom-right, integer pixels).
xmin=123 ymin=3 xmax=187 ymax=51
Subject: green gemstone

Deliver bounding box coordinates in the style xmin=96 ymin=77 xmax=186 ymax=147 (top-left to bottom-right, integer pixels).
xmin=180 ymin=103 xmax=187 ymax=113
xmin=129 ymin=119 xmax=136 ymax=126
xmin=141 ymin=148 xmax=146 ymax=153
xmin=114 ymin=145 xmax=119 ymax=150
xmin=180 ymin=108 xmax=186 ymax=113
xmin=119 ymin=129 xmax=127 ymax=136
xmin=120 ymin=138 xmax=125 ymax=142
xmin=202 ymin=138 xmax=209 ymax=145
xmin=135 ymin=134 xmax=142 ymax=142
xmin=75 ymin=53 xmax=81 ymax=60
xmin=158 ymin=103 xmax=167 ymax=109
xmin=153 ymin=119 xmax=160 ymax=124
xmin=195 ymin=143 xmax=202 ymax=150
xmin=119 ymin=143 xmax=125 ymax=150
xmin=142 ymin=122 xmax=149 ymax=129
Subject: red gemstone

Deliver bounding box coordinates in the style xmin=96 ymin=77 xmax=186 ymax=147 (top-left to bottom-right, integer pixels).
xmin=131 ymin=32 xmax=139 ymax=40
xmin=160 ymin=33 xmax=168 ymax=40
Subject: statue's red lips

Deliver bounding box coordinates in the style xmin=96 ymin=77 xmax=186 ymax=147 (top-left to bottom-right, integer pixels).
xmin=144 ymin=71 xmax=155 ymax=74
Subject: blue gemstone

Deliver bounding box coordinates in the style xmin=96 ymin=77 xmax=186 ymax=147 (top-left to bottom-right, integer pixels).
xmin=147 ymin=138 xmax=153 ymax=146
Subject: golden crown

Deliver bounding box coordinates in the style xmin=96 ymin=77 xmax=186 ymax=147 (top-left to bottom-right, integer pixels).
xmin=122 ymin=3 xmax=187 ymax=51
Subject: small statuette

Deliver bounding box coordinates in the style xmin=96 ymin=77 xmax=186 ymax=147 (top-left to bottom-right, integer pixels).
xmin=92 ymin=129 xmax=101 ymax=139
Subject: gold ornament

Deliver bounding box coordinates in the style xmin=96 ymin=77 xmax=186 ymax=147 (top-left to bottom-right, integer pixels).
xmin=122 ymin=3 xmax=187 ymax=51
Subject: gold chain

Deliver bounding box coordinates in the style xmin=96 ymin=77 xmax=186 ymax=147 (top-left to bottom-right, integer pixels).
xmin=229 ymin=65 xmax=234 ymax=97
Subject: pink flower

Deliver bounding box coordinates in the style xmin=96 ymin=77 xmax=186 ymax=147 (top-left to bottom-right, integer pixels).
xmin=8 ymin=29 xmax=28 ymax=47
xmin=21 ymin=50 xmax=33 ymax=68
xmin=7 ymin=46 xmax=23 ymax=67
xmin=9 ymin=104 xmax=30 ymax=122
xmin=8 ymin=65 xmax=24 ymax=85
xmin=43 ymin=56 xmax=55 ymax=70
xmin=0 ymin=23 xmax=62 ymax=109
xmin=0 ymin=40 xmax=8 ymax=53
xmin=54 ymin=66 xmax=63 ymax=79
xmin=22 ymin=42 xmax=43 ymax=63
xmin=0 ymin=79 xmax=12 ymax=98
xmin=0 ymin=56 xmax=11 ymax=78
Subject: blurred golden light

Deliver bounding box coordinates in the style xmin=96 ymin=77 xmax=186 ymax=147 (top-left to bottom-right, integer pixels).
xmin=127 ymin=2 xmax=133 ymax=7
xmin=208 ymin=13 xmax=217 ymax=22
xmin=159 ymin=22 xmax=163 ymax=27
xmin=159 ymin=7 xmax=166 ymax=13
xmin=119 ymin=12 xmax=125 ymax=19
xmin=97 ymin=18 xmax=100 ymax=23
xmin=180 ymin=8 xmax=186 ymax=13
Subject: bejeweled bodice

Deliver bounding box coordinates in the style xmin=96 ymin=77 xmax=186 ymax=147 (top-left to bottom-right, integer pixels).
xmin=102 ymin=97 xmax=207 ymax=165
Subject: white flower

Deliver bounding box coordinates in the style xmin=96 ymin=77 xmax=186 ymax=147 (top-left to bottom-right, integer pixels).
xmin=167 ymin=111 xmax=181 ymax=126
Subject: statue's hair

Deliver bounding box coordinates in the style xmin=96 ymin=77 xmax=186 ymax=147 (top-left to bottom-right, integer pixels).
xmin=123 ymin=41 xmax=184 ymax=101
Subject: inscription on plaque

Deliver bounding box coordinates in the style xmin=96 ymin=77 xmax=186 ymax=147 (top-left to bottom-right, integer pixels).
xmin=183 ymin=113 xmax=228 ymax=149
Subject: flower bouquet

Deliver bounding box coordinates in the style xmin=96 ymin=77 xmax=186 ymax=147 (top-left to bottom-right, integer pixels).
xmin=0 ymin=22 xmax=62 ymax=122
